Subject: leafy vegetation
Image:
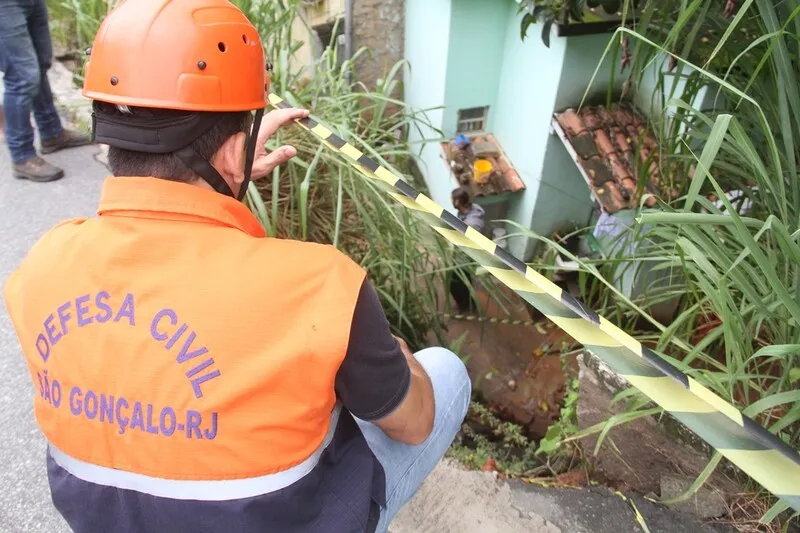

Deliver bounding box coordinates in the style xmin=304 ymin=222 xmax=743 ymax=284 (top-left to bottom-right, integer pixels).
xmin=515 ymin=0 xmax=800 ymax=522
xmin=447 ymin=400 xmax=545 ymax=477
xmin=537 ymin=356 xmax=580 ymax=458
xmin=233 ymin=0 xmax=457 ymax=349
xmin=46 ymin=0 xmax=116 ymax=61
xmin=518 ymin=0 xmax=641 ymax=46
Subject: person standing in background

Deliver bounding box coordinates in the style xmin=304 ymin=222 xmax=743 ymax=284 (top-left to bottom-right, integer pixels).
xmin=0 ymin=0 xmax=91 ymax=182
xmin=449 ymin=186 xmax=486 ymax=313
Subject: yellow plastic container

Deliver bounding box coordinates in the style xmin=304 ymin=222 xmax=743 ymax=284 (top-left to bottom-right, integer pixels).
xmin=473 ymin=159 xmax=493 ymax=184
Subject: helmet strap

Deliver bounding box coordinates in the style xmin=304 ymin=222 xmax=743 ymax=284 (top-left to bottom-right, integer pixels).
xmin=239 ymin=108 xmax=264 ymax=201
xmin=92 ymin=101 xmax=265 ymax=201
xmin=175 ymin=108 xmax=263 ymax=201
xmin=175 ymin=146 xmax=235 ymax=198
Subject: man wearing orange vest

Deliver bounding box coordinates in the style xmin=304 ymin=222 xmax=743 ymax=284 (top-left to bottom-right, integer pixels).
xmin=2 ymin=1 xmax=471 ymax=532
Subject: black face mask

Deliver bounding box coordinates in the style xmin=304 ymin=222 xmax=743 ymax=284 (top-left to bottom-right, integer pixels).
xmin=91 ymin=101 xmax=264 ymax=201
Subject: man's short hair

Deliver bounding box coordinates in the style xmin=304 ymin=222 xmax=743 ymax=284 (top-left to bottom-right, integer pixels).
xmin=106 ymin=108 xmax=252 ymax=181
xmin=451 ymin=186 xmax=471 ymax=206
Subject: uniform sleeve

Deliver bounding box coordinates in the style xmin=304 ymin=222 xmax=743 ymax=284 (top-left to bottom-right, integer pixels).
xmin=463 ymin=206 xmax=486 ymax=235
xmin=335 ymin=279 xmax=411 ymax=421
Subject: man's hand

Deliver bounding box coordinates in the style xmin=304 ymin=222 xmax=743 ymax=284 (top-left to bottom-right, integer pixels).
xmin=250 ymin=107 xmax=310 ymax=181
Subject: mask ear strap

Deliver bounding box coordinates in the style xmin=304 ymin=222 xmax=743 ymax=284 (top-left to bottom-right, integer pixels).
xmin=239 ymin=108 xmax=264 ymax=201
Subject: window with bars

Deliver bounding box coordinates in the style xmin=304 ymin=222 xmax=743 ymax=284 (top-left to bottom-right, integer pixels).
xmin=457 ymin=106 xmax=489 ymax=133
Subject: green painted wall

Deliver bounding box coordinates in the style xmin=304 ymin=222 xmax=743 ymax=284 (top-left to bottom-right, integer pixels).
xmin=492 ymin=14 xmax=568 ymax=260
xmin=635 ymin=54 xmax=722 ymax=118
xmin=557 ymin=32 xmax=622 ymax=109
xmin=404 ymin=0 xmax=663 ymax=262
xmin=530 ymin=135 xmax=595 ymax=238
xmin=404 ymin=0 xmax=453 ymax=211
xmin=636 ymin=54 xmax=726 ymax=154
xmin=529 ymin=31 xmax=623 ymax=240
xmin=441 ymin=0 xmax=513 ymax=136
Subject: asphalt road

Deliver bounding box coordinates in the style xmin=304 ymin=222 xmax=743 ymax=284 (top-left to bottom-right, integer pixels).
xmin=0 ymin=138 xmax=103 ymax=532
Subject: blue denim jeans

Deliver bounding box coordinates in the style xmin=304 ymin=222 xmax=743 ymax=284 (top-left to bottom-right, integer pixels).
xmin=0 ymin=0 xmax=64 ymax=163
xmin=356 ymin=347 xmax=471 ymax=533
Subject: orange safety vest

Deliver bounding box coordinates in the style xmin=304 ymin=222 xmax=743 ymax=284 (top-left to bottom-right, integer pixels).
xmin=4 ymin=177 xmax=380 ymax=532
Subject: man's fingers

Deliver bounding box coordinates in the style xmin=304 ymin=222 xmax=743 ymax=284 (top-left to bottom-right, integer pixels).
xmin=251 ymin=145 xmax=298 ymax=181
xmin=256 ymin=108 xmax=310 ymax=146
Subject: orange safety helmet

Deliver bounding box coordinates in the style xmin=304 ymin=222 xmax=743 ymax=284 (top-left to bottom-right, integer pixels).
xmin=82 ymin=0 xmax=271 ymax=200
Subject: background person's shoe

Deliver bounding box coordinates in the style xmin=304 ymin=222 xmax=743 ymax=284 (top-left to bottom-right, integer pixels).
xmin=40 ymin=128 xmax=92 ymax=154
xmin=13 ymin=156 xmax=65 ymax=182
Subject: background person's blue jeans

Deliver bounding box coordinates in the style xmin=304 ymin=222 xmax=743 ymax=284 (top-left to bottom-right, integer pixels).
xmin=356 ymin=347 xmax=472 ymax=532
xmin=0 ymin=0 xmax=64 ymax=163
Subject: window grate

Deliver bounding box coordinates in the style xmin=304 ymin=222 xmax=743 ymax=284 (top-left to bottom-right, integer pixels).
xmin=457 ymin=106 xmax=489 ymax=134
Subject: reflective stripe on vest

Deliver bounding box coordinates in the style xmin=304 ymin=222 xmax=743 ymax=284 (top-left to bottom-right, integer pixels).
xmin=48 ymin=406 xmax=342 ymax=501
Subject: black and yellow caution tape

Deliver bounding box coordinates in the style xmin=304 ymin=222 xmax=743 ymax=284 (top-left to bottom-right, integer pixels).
xmin=268 ymin=94 xmax=800 ymax=512
xmin=440 ymin=313 xmax=540 ymax=328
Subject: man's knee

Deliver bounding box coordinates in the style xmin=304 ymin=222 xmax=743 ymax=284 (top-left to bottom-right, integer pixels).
xmin=5 ymin=61 xmax=41 ymax=98
xmin=414 ymin=347 xmax=471 ymax=424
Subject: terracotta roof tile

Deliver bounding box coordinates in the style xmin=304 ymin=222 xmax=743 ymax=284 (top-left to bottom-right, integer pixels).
xmin=583 ymin=157 xmax=614 ymax=187
xmin=595 ymin=129 xmax=616 ymax=158
xmin=558 ymin=109 xmax=586 ymax=136
xmin=611 ymin=127 xmax=630 ymax=154
xmin=441 ymin=134 xmax=526 ymax=198
xmin=553 ymin=103 xmax=662 ymax=214
xmin=609 ymin=154 xmax=632 ymax=184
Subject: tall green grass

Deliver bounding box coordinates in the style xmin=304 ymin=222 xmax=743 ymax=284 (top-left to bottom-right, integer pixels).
xmin=46 ymin=0 xmax=116 ymax=56
xmin=517 ymin=0 xmax=800 ymax=523
xmin=234 ymin=0 xmax=458 ymax=350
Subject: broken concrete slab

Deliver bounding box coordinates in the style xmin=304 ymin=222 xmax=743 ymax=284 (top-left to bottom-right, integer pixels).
xmin=389 ymin=459 xmax=739 ymax=533
xmin=576 ymin=351 xmax=740 ymax=499
xmin=390 ymin=460 xmax=561 ymax=533
xmin=510 ymin=482 xmax=738 ymax=533
xmin=95 ymin=144 xmax=109 ymax=169
xmin=660 ymin=474 xmax=729 ymax=519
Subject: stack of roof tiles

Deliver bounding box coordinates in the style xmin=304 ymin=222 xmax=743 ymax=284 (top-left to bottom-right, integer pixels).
xmin=554 ymin=104 xmax=662 ymax=214
xmin=441 ymin=134 xmax=526 ymax=198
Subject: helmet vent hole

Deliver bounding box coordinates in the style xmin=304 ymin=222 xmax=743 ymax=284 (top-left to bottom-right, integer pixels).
xmin=218 ymin=42 xmax=226 ymax=52
xmin=242 ymin=34 xmax=248 ymax=44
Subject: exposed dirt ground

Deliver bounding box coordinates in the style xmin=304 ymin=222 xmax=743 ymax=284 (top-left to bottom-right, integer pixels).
xmin=437 ymin=283 xmax=578 ymax=439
